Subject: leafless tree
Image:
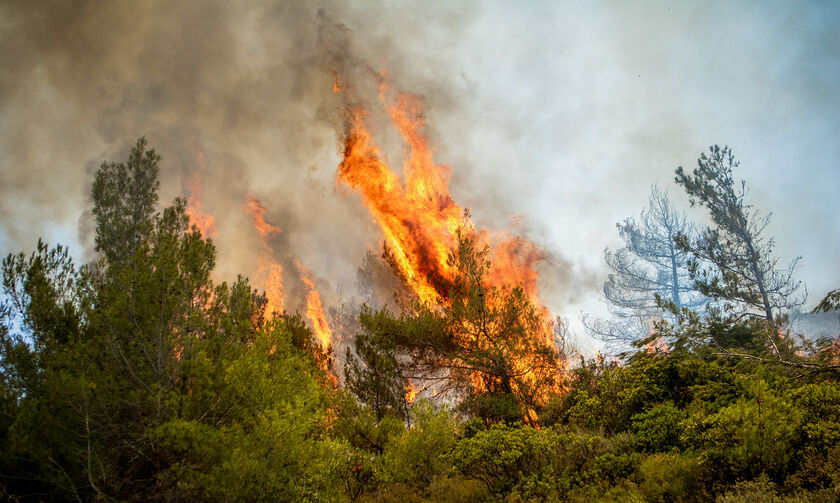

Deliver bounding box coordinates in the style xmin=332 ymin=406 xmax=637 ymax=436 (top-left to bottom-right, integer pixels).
xmin=585 ymin=186 xmax=707 ymax=350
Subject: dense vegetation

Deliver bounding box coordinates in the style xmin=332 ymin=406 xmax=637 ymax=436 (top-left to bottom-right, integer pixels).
xmin=1 ymin=140 xmax=838 ymax=502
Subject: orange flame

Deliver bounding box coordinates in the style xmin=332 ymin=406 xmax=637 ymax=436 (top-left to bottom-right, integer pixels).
xmin=244 ymin=196 xmax=285 ymax=317
xmin=337 ymin=75 xmax=552 ymax=312
xmin=334 ymin=71 xmax=563 ymax=415
xmin=263 ymin=262 xmax=285 ymax=317
xmin=296 ymin=261 xmax=332 ymax=348
xmin=183 ymin=150 xmax=217 ymax=239
xmin=405 ymin=380 xmax=418 ymax=404
xmin=244 ymin=197 xmax=283 ymax=239
xmin=337 ymin=83 xmax=462 ymax=306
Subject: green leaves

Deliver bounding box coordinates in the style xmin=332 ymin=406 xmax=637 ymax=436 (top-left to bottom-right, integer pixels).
xmin=346 ymin=231 xmax=563 ymax=428
xmin=2 ymin=136 xmax=838 ymax=502
xmin=344 ymin=306 xmax=412 ymax=423
xmin=380 ymin=400 xmax=458 ymax=489
xmin=449 ymin=423 xmax=554 ymax=494
xmin=675 ymin=145 xmax=805 ymax=322
xmin=0 ymin=138 xmax=349 ymax=501
xmin=630 ymin=402 xmax=685 ymax=453
xmin=792 ymin=382 xmax=840 ymax=451
xmin=813 ymin=288 xmax=840 ymax=313
xmin=155 ymin=319 xmax=344 ymax=501
xmin=92 ymin=137 xmax=160 ymax=266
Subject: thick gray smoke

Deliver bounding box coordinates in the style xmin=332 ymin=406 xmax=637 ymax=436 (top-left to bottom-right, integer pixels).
xmin=0 ymin=0 xmax=581 ymax=318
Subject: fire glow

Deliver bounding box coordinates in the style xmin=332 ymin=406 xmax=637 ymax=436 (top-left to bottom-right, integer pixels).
xmin=181 ymin=67 xmax=563 ymax=411
xmin=243 ymin=197 xmax=333 ymax=349
xmin=184 ymin=150 xmax=218 ymax=239
xmin=296 ymin=260 xmax=333 ymax=349
xmin=335 ymin=73 xmax=555 ymax=337
xmin=244 ymin=196 xmax=285 ymax=317
xmin=334 ymin=71 xmax=563 ymax=412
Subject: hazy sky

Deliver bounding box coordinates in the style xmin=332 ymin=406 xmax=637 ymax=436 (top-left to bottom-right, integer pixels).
xmin=1 ymin=1 xmax=838 ymax=351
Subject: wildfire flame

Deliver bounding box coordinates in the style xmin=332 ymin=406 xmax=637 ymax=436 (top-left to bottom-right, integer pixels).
xmin=404 ymin=380 xmax=418 ymax=405
xmin=333 ymin=70 xmax=563 ymax=417
xmin=244 ymin=197 xmax=284 ymax=239
xmin=336 ymin=79 xmax=463 ymax=306
xmin=296 ymin=261 xmax=332 ymax=349
xmin=263 ymin=262 xmax=285 ymax=318
xmin=337 ymin=74 xmax=550 ymax=313
xmin=183 ymin=149 xmax=218 ymax=239
xmin=244 ymin=196 xmax=285 ymax=317
xmin=242 ymin=196 xmax=332 ymax=348
xmin=332 ymin=72 xmax=343 ymax=93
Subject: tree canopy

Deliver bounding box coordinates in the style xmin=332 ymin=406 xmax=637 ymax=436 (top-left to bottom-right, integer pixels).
xmin=675 ymin=145 xmax=805 ymax=323
xmin=586 ymin=186 xmax=707 ymax=351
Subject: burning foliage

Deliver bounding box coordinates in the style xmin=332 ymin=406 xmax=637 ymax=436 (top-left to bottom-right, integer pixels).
xmin=332 ymin=68 xmax=565 ymax=421
xmin=172 ymin=57 xmax=568 ymax=423
xmin=182 ymin=149 xmax=218 ymax=239
xmin=296 ymin=260 xmax=333 ymax=349
xmin=244 ymin=196 xmax=286 ymax=317
xmin=101 ymin=20 xmax=569 ymax=424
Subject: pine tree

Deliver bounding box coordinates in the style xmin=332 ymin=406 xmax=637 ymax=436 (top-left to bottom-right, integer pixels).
xmin=675 ymin=145 xmax=805 ymax=323
xmin=585 ymin=186 xmax=706 ymax=350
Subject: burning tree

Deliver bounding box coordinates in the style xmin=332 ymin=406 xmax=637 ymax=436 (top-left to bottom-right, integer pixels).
xmin=330 ymin=67 xmax=565 ymax=423
xmin=426 ymin=234 xmax=562 ymax=425
xmin=0 ymin=139 xmax=343 ymax=500
xmin=346 ymin=233 xmax=563 ymax=426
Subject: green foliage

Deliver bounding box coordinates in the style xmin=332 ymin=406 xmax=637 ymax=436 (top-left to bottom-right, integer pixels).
xmin=783 ymin=445 xmax=840 ymax=496
xmin=638 ymin=452 xmax=704 ymax=503
xmin=790 ymin=382 xmax=840 ymax=451
xmin=380 ymin=401 xmax=458 ymax=488
xmin=92 ymin=137 xmax=161 ymax=266
xmin=330 ymin=393 xmax=405 ymax=499
xmin=812 ymin=288 xmax=840 ymax=313
xmin=0 ymin=139 xmax=343 ymax=501
xmin=363 ymin=400 xmax=470 ymax=502
xmin=631 ymin=401 xmax=686 ymax=452
xmin=527 ymin=329 xmax=840 ymax=501
xmin=683 ymin=380 xmax=801 ymax=483
xmin=674 ymin=145 xmax=804 ymax=321
xmin=1 ymin=240 xmax=99 ymax=499
xmin=449 ymin=423 xmax=554 ymax=494
xmin=715 ymin=475 xmax=784 ymax=503
xmin=437 ymin=234 xmax=562 ymax=425
xmin=352 ymin=232 xmax=563 ymax=427
xmin=154 ymin=318 xmax=343 ymax=501
xmin=345 ymin=306 xmax=411 ymax=423
xmin=549 ymin=353 xmax=736 ymax=434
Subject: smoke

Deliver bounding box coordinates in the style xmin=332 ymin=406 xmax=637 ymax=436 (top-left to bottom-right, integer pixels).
xmin=3 ymin=1 xmax=836 ymax=342
xmin=0 ymin=0 xmax=585 ymax=320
